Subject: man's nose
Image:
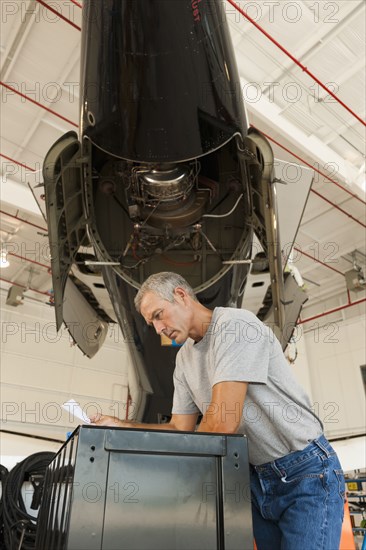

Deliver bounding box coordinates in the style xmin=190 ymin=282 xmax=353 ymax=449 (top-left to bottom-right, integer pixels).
xmin=153 ymin=320 xmax=165 ymax=335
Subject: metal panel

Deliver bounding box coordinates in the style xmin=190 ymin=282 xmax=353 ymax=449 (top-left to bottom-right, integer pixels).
xmin=272 ymin=159 xmax=314 ymax=267
xmin=43 ymin=131 xmax=87 ymax=330
xmin=66 ymin=428 xmax=108 ymax=550
xmin=222 ymin=437 xmax=253 ymax=548
xmin=63 ymin=278 xmax=109 ymax=358
xmin=103 ymin=454 xmax=218 ymax=550
xmin=104 ymin=428 xmax=227 ymax=456
xmin=37 ymin=427 xmax=253 ymax=550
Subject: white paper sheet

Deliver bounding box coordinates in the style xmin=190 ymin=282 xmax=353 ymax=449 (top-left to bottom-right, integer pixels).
xmin=62 ymin=399 xmax=91 ymax=424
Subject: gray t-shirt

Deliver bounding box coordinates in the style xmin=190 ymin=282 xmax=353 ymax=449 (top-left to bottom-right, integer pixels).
xmin=172 ymin=307 xmax=323 ymax=465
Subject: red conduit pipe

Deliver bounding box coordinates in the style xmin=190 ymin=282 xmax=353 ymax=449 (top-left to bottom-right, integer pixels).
xmin=8 ymin=252 xmax=50 ymax=271
xmin=293 ymin=247 xmax=344 ymax=276
xmin=296 ymin=186 xmax=365 ymax=229
xmin=0 ymin=277 xmax=51 ymax=296
xmin=310 ymin=189 xmax=365 ymax=229
xmin=250 ymin=125 xmax=366 ymax=206
xmin=35 ymin=0 xmax=81 ymax=30
xmin=0 ymin=82 xmax=78 ymax=128
xmin=298 ymin=297 xmax=366 ymax=324
xmin=0 ymin=210 xmax=47 ymax=232
xmin=227 ymin=0 xmax=366 ymax=126
xmin=0 ymin=154 xmax=36 ymax=173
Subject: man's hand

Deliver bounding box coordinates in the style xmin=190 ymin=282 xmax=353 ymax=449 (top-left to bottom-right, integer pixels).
xmin=89 ymin=414 xmax=134 ymax=428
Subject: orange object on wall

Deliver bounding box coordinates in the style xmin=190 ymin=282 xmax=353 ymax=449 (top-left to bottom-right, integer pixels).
xmin=339 ymin=500 xmax=356 ymax=550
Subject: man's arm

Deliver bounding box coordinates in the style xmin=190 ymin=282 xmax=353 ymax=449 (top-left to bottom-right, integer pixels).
xmin=91 ymin=381 xmax=247 ymax=433
xmin=197 ymin=381 xmax=248 ymax=433
xmin=90 ymin=412 xmax=199 ymax=432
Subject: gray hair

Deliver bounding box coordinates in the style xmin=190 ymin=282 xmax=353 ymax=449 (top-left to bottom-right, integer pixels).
xmin=134 ymin=272 xmax=197 ymax=312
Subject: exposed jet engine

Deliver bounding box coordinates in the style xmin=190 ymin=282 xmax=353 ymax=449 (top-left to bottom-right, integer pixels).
xmin=42 ymin=0 xmax=311 ymax=422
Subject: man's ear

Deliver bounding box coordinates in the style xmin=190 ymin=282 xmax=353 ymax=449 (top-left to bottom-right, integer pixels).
xmin=173 ymin=287 xmax=187 ymax=303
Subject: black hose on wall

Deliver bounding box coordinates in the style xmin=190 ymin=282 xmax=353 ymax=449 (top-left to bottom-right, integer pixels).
xmin=0 ymin=465 xmax=9 ymax=550
xmin=1 ymin=453 xmax=55 ymax=550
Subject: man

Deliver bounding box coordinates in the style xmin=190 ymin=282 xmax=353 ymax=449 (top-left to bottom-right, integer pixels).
xmin=92 ymin=271 xmax=345 ymax=550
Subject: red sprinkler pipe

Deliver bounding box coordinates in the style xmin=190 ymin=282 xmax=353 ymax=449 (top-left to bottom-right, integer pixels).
xmin=298 ymin=298 xmax=366 ymax=324
xmin=0 ymin=154 xmax=36 ymax=173
xmin=35 ymin=0 xmax=81 ymax=30
xmin=0 ymin=210 xmax=47 ymax=232
xmin=0 ymin=277 xmax=51 ymax=296
xmin=8 ymin=252 xmax=50 ymax=271
xmin=293 ymin=247 xmax=344 ymax=276
xmin=310 ymin=189 xmax=365 ymax=228
xmin=0 ymin=82 xmax=78 ymax=128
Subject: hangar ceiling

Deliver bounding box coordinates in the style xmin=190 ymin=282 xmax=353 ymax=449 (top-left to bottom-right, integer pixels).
xmin=0 ymin=0 xmax=365 ymax=330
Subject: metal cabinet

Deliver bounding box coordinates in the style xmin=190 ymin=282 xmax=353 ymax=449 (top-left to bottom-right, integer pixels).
xmin=36 ymin=426 xmax=253 ymax=550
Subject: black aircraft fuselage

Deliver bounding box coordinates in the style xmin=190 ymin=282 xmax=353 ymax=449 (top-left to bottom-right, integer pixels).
xmin=43 ymin=0 xmax=307 ymax=422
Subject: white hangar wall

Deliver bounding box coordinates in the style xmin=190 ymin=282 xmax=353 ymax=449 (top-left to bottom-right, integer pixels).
xmin=0 ymin=290 xmax=131 ymax=447
xmin=302 ymin=312 xmax=366 ymax=439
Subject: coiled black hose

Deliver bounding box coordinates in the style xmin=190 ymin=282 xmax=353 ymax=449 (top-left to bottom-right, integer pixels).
xmin=0 ymin=465 xmax=9 ymax=550
xmin=2 ymin=452 xmax=55 ymax=550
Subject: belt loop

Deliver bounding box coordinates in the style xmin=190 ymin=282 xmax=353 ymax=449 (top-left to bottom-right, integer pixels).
xmin=313 ymin=436 xmax=330 ymax=458
xmin=271 ymin=461 xmax=285 ymax=480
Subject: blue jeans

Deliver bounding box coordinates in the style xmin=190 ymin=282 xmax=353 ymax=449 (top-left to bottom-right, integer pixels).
xmin=250 ymin=435 xmax=345 ymax=550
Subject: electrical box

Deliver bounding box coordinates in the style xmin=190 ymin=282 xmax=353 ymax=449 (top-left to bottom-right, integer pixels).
xmin=345 ymin=268 xmax=366 ymax=292
xmin=36 ymin=426 xmax=253 ymax=550
xmin=6 ymin=284 xmax=24 ymax=306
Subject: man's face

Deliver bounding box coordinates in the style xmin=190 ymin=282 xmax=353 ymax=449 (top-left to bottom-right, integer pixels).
xmin=140 ymin=290 xmax=191 ymax=344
